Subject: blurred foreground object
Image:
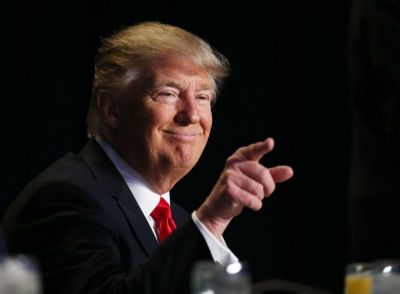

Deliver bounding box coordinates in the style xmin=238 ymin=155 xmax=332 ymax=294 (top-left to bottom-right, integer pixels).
xmin=191 ymin=261 xmax=251 ymax=294
xmin=0 ymin=255 xmax=41 ymax=294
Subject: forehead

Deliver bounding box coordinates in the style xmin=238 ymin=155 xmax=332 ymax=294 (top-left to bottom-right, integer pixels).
xmin=145 ymin=55 xmax=215 ymax=90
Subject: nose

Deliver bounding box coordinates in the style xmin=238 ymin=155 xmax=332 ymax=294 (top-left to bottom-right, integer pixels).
xmin=174 ymin=95 xmax=200 ymax=125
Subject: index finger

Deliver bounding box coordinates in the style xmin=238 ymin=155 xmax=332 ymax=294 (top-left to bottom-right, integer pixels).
xmin=237 ymin=137 xmax=274 ymax=161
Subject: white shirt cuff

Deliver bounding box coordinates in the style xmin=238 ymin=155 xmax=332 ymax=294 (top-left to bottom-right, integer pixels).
xmin=191 ymin=211 xmax=239 ymax=266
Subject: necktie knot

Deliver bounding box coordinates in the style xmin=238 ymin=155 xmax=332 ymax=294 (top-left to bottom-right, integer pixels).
xmin=150 ymin=198 xmax=176 ymax=242
xmin=151 ymin=198 xmax=172 ymax=220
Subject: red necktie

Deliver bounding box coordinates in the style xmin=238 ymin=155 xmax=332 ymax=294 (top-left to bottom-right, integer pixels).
xmin=150 ymin=197 xmax=177 ymax=242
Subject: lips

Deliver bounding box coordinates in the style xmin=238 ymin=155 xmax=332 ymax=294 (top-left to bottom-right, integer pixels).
xmin=162 ymin=130 xmax=202 ymax=141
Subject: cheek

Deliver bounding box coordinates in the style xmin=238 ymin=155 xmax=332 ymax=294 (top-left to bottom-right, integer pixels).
xmin=146 ymin=103 xmax=175 ymax=126
xmin=201 ymin=111 xmax=213 ymax=132
xmin=125 ymin=105 xmax=163 ymax=132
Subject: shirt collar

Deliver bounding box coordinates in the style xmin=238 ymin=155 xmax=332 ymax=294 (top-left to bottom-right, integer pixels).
xmin=95 ymin=136 xmax=170 ymax=218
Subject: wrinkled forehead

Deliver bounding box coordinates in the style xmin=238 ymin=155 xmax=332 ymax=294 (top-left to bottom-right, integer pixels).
xmin=141 ymin=54 xmax=216 ymax=92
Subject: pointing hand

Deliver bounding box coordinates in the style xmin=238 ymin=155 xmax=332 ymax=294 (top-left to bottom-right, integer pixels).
xmin=196 ymin=138 xmax=293 ymax=239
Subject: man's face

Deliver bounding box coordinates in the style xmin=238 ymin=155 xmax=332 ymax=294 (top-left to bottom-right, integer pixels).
xmin=113 ymin=56 xmax=214 ymax=189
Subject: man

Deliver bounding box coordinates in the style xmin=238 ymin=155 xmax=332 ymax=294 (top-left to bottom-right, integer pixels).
xmin=2 ymin=21 xmax=293 ymax=294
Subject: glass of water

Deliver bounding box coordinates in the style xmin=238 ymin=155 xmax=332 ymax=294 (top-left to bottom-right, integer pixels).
xmin=372 ymin=260 xmax=400 ymax=294
xmin=191 ymin=260 xmax=251 ymax=294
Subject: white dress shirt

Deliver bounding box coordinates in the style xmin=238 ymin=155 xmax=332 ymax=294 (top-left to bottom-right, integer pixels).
xmin=96 ymin=136 xmax=238 ymax=265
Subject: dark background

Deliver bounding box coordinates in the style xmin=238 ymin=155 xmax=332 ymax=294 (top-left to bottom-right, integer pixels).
xmin=3 ymin=1 xmax=353 ymax=292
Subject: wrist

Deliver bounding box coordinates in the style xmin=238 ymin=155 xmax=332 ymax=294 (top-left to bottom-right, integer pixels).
xmin=196 ymin=205 xmax=228 ymax=241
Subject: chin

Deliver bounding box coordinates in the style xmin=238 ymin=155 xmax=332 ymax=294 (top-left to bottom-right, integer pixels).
xmin=175 ymin=156 xmax=198 ymax=169
xmin=159 ymin=143 xmax=204 ymax=173
xmin=172 ymin=152 xmax=202 ymax=172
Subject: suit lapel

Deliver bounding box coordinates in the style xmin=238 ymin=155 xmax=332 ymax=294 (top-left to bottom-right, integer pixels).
xmin=113 ymin=185 xmax=159 ymax=254
xmin=79 ymin=140 xmax=158 ymax=255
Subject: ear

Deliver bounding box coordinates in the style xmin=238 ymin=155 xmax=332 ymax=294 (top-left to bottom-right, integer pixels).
xmin=97 ymin=93 xmax=119 ymax=130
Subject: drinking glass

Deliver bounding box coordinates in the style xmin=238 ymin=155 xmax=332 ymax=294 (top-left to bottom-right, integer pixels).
xmin=345 ymin=262 xmax=373 ymax=294
xmin=372 ymin=260 xmax=400 ymax=294
xmin=191 ymin=260 xmax=251 ymax=294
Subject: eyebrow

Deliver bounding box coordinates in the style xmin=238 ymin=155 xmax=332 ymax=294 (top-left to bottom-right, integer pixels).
xmin=155 ymin=80 xmax=214 ymax=92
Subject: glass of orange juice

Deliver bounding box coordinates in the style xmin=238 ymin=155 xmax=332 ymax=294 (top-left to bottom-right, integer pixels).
xmin=345 ymin=262 xmax=373 ymax=294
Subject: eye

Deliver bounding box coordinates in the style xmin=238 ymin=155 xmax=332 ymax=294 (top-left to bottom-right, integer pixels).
xmin=196 ymin=94 xmax=211 ymax=105
xmin=153 ymin=91 xmax=179 ymax=104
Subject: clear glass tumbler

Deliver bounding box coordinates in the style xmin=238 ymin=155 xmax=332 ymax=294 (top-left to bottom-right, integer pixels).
xmin=191 ymin=260 xmax=251 ymax=294
xmin=372 ymin=260 xmax=400 ymax=294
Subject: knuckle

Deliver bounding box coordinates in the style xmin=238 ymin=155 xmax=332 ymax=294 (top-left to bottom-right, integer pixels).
xmin=256 ymin=183 xmax=264 ymax=198
xmin=249 ymin=181 xmax=262 ymax=197
xmin=225 ymin=178 xmax=237 ymax=196
xmin=264 ymin=182 xmax=276 ymax=196
xmin=236 ymin=146 xmax=246 ymax=154
xmin=257 ymin=167 xmax=269 ymax=181
xmin=226 ymin=155 xmax=241 ymax=167
xmin=240 ymin=194 xmax=251 ymax=207
xmin=224 ymin=169 xmax=235 ymax=180
xmin=225 ymin=156 xmax=235 ymax=165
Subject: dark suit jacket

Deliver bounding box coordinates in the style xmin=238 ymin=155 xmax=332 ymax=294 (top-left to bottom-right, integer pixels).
xmin=2 ymin=140 xmax=212 ymax=294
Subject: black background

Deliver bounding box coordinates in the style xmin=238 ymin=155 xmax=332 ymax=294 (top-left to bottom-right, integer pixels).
xmin=3 ymin=1 xmax=352 ymax=292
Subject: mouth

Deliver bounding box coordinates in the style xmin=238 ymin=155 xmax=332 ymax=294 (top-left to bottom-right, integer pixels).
xmin=162 ymin=130 xmax=202 ymax=141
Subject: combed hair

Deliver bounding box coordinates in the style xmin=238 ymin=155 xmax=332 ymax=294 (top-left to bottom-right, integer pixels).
xmin=86 ymin=21 xmax=230 ymax=138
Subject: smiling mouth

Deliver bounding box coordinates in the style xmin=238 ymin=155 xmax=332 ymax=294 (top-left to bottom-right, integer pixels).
xmin=163 ymin=130 xmax=201 ymax=141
